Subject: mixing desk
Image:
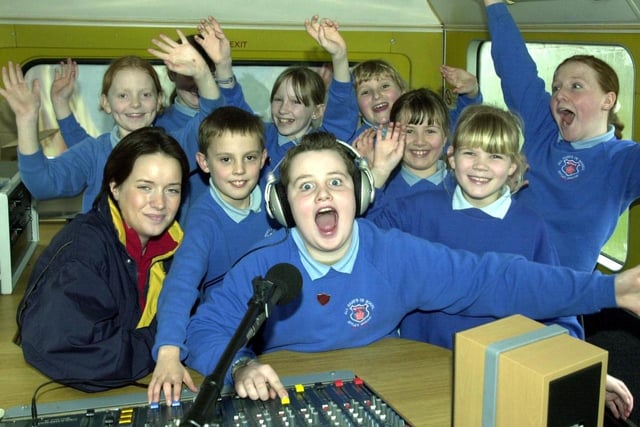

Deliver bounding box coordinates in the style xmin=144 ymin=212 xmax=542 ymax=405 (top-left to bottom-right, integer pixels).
xmin=0 ymin=371 xmax=410 ymax=426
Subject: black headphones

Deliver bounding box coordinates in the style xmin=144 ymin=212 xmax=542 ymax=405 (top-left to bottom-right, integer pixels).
xmin=265 ymin=139 xmax=375 ymax=228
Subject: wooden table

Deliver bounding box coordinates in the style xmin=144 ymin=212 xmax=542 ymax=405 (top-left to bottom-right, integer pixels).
xmin=0 ymin=221 xmax=453 ymax=426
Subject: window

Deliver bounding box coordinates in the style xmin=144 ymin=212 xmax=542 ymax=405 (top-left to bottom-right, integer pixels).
xmin=16 ymin=60 xmax=315 ymax=217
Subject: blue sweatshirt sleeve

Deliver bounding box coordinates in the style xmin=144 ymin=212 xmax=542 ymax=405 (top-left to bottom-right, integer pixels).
xmin=448 ymin=90 xmax=483 ymax=134
xmin=321 ymin=77 xmax=359 ymax=143
xmin=220 ymin=80 xmax=254 ymax=114
xmin=57 ymin=114 xmax=91 ymax=148
xmin=486 ymin=3 xmax=556 ymax=140
xmin=17 ymin=137 xmax=102 ymax=200
xmin=417 ymin=249 xmax=616 ymax=318
xmin=153 ymin=208 xmax=218 ymax=360
xmin=185 ymin=262 xmax=261 ymax=382
xmin=358 ymin=223 xmax=618 ymax=319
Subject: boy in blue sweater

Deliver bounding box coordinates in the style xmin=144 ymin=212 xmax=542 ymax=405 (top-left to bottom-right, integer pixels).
xmin=185 ymin=131 xmax=640 ymax=406
xmin=148 ymin=106 xmax=278 ymax=405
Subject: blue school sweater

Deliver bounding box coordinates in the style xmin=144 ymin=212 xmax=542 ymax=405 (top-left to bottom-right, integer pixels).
xmin=369 ymin=187 xmax=584 ymax=349
xmin=155 ymin=101 xmax=197 ymax=131
xmin=487 ymin=3 xmax=640 ymax=271
xmin=382 ymin=161 xmax=447 ymax=200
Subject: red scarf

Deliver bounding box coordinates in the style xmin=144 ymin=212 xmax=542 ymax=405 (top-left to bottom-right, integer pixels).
xmin=123 ymin=223 xmax=176 ymax=311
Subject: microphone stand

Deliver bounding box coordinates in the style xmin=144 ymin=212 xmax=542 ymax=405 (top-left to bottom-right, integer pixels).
xmin=181 ymin=277 xmax=275 ymax=426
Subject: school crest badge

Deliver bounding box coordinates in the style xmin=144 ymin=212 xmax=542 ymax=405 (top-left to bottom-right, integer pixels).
xmin=345 ymin=298 xmax=374 ymax=327
xmin=557 ymin=155 xmax=585 ymax=180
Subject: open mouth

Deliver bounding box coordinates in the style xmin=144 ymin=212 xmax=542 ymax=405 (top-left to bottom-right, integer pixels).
xmin=558 ymin=108 xmax=575 ymax=126
xmin=315 ymin=207 xmax=338 ymax=234
xmin=372 ymin=102 xmax=388 ymax=113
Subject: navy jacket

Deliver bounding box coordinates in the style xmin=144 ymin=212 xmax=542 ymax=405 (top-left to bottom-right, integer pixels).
xmin=16 ymin=194 xmax=181 ymax=391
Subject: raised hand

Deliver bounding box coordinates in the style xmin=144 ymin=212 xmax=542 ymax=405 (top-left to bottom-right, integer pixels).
xmin=352 ymin=128 xmax=376 ymax=167
xmin=0 ymin=61 xmax=41 ymax=122
xmin=305 ymin=16 xmax=346 ymax=60
xmin=370 ymin=122 xmax=406 ymax=188
xmin=149 ymin=29 xmax=208 ymax=78
xmin=149 ymin=29 xmax=219 ymax=99
xmin=50 ymin=58 xmax=78 ymax=120
xmin=440 ymin=64 xmax=479 ymax=98
xmin=0 ymin=61 xmax=43 ymax=155
xmin=196 ymin=16 xmax=232 ymax=71
xmin=305 ymin=16 xmax=349 ymax=82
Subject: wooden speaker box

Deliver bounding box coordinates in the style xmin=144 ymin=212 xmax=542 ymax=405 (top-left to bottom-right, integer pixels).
xmin=453 ymin=314 xmax=607 ymax=427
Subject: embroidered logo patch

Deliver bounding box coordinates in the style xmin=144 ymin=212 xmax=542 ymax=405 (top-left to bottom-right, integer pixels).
xmin=345 ymin=298 xmax=374 ymax=327
xmin=557 ymin=155 xmax=585 ymax=180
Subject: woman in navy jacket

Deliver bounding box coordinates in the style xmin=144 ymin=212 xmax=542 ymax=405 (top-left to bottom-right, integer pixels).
xmin=16 ymin=126 xmax=188 ymax=391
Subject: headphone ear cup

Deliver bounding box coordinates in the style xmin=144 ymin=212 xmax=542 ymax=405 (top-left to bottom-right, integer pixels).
xmin=334 ymin=139 xmax=375 ymax=216
xmin=266 ymin=180 xmax=295 ymax=228
xmin=275 ymin=182 xmax=295 ymax=228
xmin=352 ymin=169 xmax=364 ymax=215
xmin=356 ymin=168 xmax=374 ymax=215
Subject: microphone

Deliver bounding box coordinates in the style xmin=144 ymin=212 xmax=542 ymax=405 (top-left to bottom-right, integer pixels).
xmin=247 ymin=263 xmax=302 ymax=339
xmin=262 ymin=262 xmax=303 ymax=305
xmin=181 ymin=263 xmax=302 ymax=426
